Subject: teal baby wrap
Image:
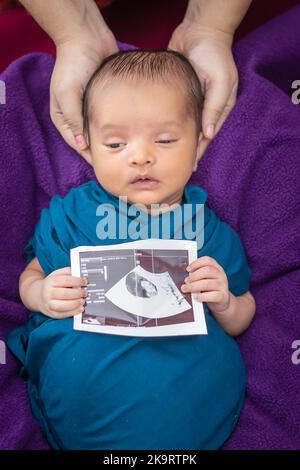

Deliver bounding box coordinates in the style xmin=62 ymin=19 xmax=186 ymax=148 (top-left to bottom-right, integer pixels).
xmin=8 ymin=182 xmax=251 ymax=449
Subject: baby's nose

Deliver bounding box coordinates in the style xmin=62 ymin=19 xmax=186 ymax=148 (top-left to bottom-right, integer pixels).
xmin=129 ymin=150 xmax=155 ymax=166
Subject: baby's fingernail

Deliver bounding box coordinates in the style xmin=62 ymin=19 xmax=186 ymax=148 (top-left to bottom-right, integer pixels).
xmin=206 ymin=124 xmax=215 ymax=139
xmin=75 ymin=135 xmax=87 ymax=150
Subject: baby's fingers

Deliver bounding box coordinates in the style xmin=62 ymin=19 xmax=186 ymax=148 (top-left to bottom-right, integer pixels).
xmin=51 ymin=287 xmax=88 ymax=300
xmin=181 ymin=279 xmax=218 ymax=294
xmin=187 ymin=256 xmax=223 ymax=273
xmin=52 ymin=274 xmax=88 ymax=289
xmin=48 ymin=298 xmax=85 ymax=314
xmin=184 ymin=265 xmax=222 ymax=283
xmin=192 ymin=291 xmax=224 ymax=304
xmin=50 ymin=305 xmax=85 ymax=319
xmin=50 ymin=267 xmax=72 ymax=275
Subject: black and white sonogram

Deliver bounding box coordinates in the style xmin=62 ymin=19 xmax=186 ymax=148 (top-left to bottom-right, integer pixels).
xmin=104 ymin=265 xmax=191 ymax=318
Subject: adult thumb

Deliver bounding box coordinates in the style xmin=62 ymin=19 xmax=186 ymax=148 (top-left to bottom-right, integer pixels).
xmin=50 ymin=88 xmax=88 ymax=152
xmin=202 ymin=79 xmax=237 ymax=140
xmin=201 ymin=81 xmax=228 ymax=139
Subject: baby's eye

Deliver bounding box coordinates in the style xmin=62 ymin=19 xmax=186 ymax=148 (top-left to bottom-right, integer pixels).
xmin=105 ymin=143 xmax=126 ymax=149
xmin=156 ymin=139 xmax=177 ymax=144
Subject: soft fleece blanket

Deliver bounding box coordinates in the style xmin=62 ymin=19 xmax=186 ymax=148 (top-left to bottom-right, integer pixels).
xmin=1 ymin=8 xmax=300 ymax=449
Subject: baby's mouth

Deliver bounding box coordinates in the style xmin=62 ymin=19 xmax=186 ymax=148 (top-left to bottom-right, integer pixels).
xmin=130 ymin=175 xmax=160 ymax=189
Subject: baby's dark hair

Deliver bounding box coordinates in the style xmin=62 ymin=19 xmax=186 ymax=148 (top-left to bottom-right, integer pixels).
xmin=82 ymin=48 xmax=204 ymax=143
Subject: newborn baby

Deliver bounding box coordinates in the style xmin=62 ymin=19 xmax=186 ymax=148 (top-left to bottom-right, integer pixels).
xmin=8 ymin=49 xmax=255 ymax=450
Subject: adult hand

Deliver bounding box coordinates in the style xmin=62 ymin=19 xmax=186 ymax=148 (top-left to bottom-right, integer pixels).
xmin=50 ymin=30 xmax=118 ymax=164
xmin=168 ymin=21 xmax=238 ymax=148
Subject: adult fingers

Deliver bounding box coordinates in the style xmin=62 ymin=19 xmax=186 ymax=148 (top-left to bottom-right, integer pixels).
xmin=212 ymin=81 xmax=238 ymax=137
xmin=50 ymin=88 xmax=87 ymax=152
xmin=201 ymin=77 xmax=236 ymax=140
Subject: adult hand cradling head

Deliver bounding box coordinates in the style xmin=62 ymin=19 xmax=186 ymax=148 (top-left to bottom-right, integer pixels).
xmin=18 ymin=0 xmax=252 ymax=163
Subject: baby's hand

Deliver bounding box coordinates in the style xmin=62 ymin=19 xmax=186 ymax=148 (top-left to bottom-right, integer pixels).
xmin=39 ymin=267 xmax=88 ymax=319
xmin=181 ymin=256 xmax=231 ymax=315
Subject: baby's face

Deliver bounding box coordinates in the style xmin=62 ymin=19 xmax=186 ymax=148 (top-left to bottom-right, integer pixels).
xmin=87 ymin=78 xmax=202 ymax=209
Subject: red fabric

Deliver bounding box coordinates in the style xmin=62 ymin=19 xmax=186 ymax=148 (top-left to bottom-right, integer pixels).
xmin=0 ymin=0 xmax=18 ymax=9
xmin=0 ymin=0 xmax=299 ymax=72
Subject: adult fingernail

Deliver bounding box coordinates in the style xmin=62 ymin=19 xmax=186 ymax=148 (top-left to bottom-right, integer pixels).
xmin=206 ymin=124 xmax=215 ymax=139
xmin=75 ymin=135 xmax=87 ymax=150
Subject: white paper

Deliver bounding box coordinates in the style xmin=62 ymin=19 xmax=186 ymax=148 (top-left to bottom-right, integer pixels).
xmin=71 ymin=239 xmax=207 ymax=337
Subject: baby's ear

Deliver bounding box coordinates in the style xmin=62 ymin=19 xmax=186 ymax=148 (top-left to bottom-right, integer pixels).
xmin=79 ymin=131 xmax=93 ymax=165
xmin=80 ymin=148 xmax=93 ymax=166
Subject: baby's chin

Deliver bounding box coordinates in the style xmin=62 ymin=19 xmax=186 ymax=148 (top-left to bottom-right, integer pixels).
xmin=125 ymin=192 xmax=183 ymax=214
xmin=101 ymin=183 xmax=183 ymax=212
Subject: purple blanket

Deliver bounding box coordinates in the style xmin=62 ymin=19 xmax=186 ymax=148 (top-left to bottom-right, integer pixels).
xmin=1 ymin=8 xmax=300 ymax=450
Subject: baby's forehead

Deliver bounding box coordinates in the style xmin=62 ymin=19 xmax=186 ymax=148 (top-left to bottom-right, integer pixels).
xmin=88 ymin=75 xmax=189 ymax=118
